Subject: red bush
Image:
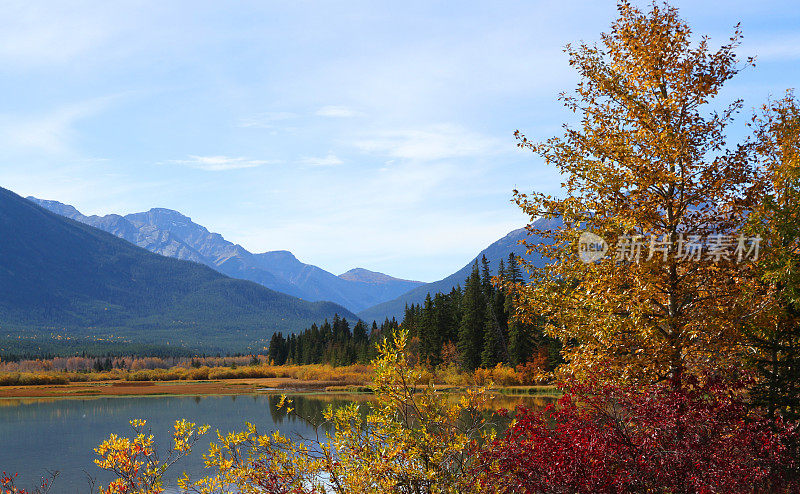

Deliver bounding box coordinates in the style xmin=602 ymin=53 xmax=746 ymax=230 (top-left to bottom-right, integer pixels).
xmin=0 ymin=472 xmax=55 ymax=494
xmin=477 ymin=378 xmax=800 ymax=493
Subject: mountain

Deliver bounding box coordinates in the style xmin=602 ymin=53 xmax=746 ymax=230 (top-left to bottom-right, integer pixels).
xmin=28 ymin=198 xmax=424 ymax=312
xmin=356 ymin=217 xmax=560 ymax=323
xmin=1 ymin=187 xmax=356 ymax=354
xmin=339 ymin=267 xmax=414 ymax=284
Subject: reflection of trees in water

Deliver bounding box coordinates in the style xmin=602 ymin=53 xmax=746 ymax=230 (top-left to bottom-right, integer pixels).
xmin=265 ymin=392 xmax=557 ymax=432
xmin=267 ymin=394 xmax=368 ymax=428
xmin=492 ymin=394 xmax=558 ymax=411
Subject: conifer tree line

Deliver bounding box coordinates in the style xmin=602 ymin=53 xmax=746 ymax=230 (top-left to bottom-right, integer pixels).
xmin=268 ymin=315 xmax=398 ymax=366
xmin=268 ymin=252 xmax=560 ymax=371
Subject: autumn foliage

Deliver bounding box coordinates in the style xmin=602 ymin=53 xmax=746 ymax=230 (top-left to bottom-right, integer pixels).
xmin=177 ymin=329 xmax=493 ymax=494
xmin=7 ymin=2 xmax=800 ymax=493
xmin=0 ymin=472 xmax=54 ymax=494
xmin=513 ymin=0 xmax=761 ymax=387
xmin=478 ymin=379 xmax=800 ymax=493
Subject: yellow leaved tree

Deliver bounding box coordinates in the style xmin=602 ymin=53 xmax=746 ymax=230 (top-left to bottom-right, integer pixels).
xmin=94 ymin=329 xmax=493 ymax=494
xmin=512 ymin=1 xmax=763 ymax=387
xmin=179 ymin=329 xmax=492 ymax=494
xmin=93 ymin=419 xmax=209 ymax=494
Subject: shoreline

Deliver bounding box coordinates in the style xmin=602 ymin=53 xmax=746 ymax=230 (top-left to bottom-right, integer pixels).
xmin=0 ymin=378 xmax=560 ymax=400
xmin=0 ymin=377 xmax=339 ymax=399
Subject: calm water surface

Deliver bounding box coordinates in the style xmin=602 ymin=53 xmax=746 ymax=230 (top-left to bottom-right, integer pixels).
xmin=0 ymin=392 xmax=554 ymax=493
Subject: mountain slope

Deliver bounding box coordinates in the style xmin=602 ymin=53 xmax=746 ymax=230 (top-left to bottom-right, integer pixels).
xmin=2 ymin=187 xmax=356 ymax=353
xmin=28 ymin=198 xmax=423 ymax=312
xmin=356 ymin=217 xmax=560 ymax=323
xmin=339 ymin=267 xmax=417 ymax=284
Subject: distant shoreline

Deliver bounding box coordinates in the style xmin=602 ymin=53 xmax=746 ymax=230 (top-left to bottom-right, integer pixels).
xmin=0 ymin=377 xmax=340 ymax=399
xmin=0 ymin=379 xmax=559 ymax=400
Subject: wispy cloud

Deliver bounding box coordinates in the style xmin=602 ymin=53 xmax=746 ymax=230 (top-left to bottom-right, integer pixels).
xmin=354 ymin=124 xmax=505 ymax=162
xmin=0 ymin=97 xmax=113 ymax=154
xmin=745 ymin=34 xmax=800 ymax=61
xmin=298 ymin=152 xmax=343 ymax=167
xmin=166 ymin=155 xmax=278 ymax=171
xmin=315 ymin=105 xmax=363 ymax=118
xmin=0 ymin=2 xmax=120 ymax=67
xmin=237 ymin=112 xmax=298 ymax=128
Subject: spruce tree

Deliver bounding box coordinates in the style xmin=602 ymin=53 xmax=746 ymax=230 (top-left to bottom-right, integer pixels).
xmin=420 ymin=294 xmax=440 ymax=365
xmin=506 ymin=252 xmax=522 ymax=285
xmin=480 ymin=254 xmax=493 ymax=297
xmin=434 ymin=291 xmax=458 ymax=349
xmin=483 ymin=270 xmax=509 ymax=367
xmin=458 ymin=262 xmax=486 ymax=370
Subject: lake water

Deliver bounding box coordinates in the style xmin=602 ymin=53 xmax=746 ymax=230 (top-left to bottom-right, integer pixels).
xmin=0 ymin=392 xmax=554 ymax=493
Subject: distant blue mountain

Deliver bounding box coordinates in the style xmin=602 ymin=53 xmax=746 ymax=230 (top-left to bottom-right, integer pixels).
xmin=357 ymin=217 xmax=559 ymax=322
xmin=28 ymin=197 xmax=424 ymax=313
xmin=2 ymin=186 xmax=356 ymax=354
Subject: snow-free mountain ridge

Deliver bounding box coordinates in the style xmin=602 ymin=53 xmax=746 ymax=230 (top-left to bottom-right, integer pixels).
xmin=1 ymin=187 xmax=356 ymax=354
xmin=356 ymin=217 xmax=559 ymax=322
xmin=28 ymin=197 xmax=424 ymax=313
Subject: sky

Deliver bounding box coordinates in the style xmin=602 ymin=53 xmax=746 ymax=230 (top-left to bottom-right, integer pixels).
xmin=1 ymin=1 xmax=799 ymax=282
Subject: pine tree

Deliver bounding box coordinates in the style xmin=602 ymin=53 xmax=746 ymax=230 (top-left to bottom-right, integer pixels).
xmin=353 ymin=320 xmax=368 ymax=345
xmin=481 ymin=316 xmax=501 ymax=368
xmin=480 ymin=254 xmax=493 ymax=297
xmin=506 ymin=253 xmax=523 ymax=285
xmin=458 ymin=262 xmax=486 ymax=370
xmin=434 ymin=291 xmax=459 ymax=349
xmin=420 ymin=294 xmax=440 ymax=365
xmin=482 ymin=269 xmax=509 ymax=367
xmin=507 ymin=321 xmax=532 ymax=367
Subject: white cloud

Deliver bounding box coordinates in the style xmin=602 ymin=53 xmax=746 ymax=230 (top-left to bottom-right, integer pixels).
xmin=315 ymin=105 xmax=363 ymax=118
xmin=166 ymin=155 xmax=277 ymax=171
xmin=354 ymin=124 xmax=505 ymax=162
xmin=298 ymin=152 xmax=343 ymax=167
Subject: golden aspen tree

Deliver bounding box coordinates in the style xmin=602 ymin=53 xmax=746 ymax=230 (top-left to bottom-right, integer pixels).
xmin=512 ymin=1 xmax=762 ymax=387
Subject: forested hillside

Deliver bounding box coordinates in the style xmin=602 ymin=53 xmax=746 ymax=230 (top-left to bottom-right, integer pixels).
xmin=0 ymin=186 xmax=356 ymax=355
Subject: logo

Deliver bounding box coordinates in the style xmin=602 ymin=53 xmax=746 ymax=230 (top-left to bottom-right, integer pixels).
xmin=578 ymin=232 xmax=608 ymax=263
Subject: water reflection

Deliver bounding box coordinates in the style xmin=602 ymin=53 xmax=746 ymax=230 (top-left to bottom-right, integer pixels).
xmin=0 ymin=392 xmax=554 ymax=493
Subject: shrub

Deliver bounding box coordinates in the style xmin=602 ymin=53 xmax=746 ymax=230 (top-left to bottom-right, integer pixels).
xmin=0 ymin=472 xmax=56 ymax=494
xmin=177 ymin=329 xmax=492 ymax=493
xmin=476 ymin=378 xmax=800 ymax=493
xmin=488 ymin=364 xmax=521 ymax=386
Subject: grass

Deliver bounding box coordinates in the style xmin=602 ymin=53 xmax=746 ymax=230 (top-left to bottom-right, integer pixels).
xmin=0 ymin=363 xmax=374 ymax=387
xmin=0 ymin=361 xmax=554 ymax=393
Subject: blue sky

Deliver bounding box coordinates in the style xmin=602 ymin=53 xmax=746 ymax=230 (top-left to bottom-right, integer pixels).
xmin=1 ymin=1 xmax=798 ymax=282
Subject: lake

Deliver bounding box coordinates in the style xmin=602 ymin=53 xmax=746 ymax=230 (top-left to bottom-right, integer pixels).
xmin=0 ymin=392 xmax=555 ymax=493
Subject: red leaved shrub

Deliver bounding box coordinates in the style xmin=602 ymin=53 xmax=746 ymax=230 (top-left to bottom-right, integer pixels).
xmin=477 ymin=378 xmax=799 ymax=494
xmin=1 ymin=472 xmax=55 ymax=494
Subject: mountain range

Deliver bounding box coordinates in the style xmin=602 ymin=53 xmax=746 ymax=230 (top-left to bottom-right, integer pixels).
xmin=356 ymin=217 xmax=557 ymax=322
xmin=28 ymin=197 xmax=424 ymax=313
xmin=0 ymin=187 xmax=356 ymax=354
xmin=24 ymin=195 xmax=557 ymax=329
